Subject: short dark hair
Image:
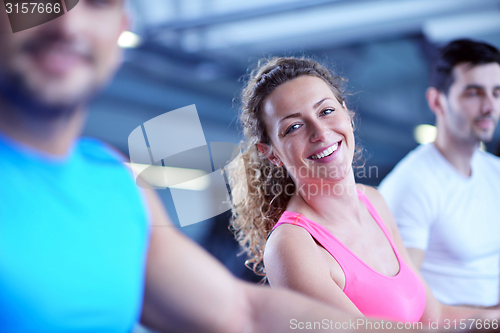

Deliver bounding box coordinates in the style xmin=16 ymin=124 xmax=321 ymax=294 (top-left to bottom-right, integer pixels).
xmin=429 ymin=39 xmax=500 ymax=94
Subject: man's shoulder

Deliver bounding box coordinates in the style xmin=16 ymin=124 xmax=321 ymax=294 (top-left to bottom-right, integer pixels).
xmin=76 ymin=138 xmax=144 ymax=207
xmin=382 ymin=144 xmax=441 ymax=185
xmin=474 ymin=150 xmax=500 ymax=180
xmin=476 ymin=150 xmax=500 ymax=166
xmin=77 ymin=137 xmax=128 ymax=164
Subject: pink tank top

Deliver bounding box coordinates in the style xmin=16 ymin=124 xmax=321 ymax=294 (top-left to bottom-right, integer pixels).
xmin=272 ymin=189 xmax=426 ymax=322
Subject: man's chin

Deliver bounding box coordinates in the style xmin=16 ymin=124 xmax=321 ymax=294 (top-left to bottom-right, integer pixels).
xmin=13 ymin=94 xmax=81 ymax=120
xmin=475 ymin=132 xmax=495 ymax=144
xmin=0 ymin=74 xmax=96 ymax=120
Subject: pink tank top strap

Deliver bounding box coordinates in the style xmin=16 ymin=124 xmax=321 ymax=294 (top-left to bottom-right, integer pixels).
xmin=356 ymin=188 xmax=402 ymax=258
xmin=273 ymin=211 xmax=303 ymax=227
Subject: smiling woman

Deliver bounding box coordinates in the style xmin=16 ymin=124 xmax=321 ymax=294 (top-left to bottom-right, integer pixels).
xmin=228 ymin=56 xmax=500 ymax=324
xmin=229 ymin=57 xmax=359 ymax=279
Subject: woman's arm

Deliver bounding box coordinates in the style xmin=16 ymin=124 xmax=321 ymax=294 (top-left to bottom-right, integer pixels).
xmin=264 ymin=222 xmax=364 ymax=316
xmin=365 ymin=186 xmax=500 ymax=325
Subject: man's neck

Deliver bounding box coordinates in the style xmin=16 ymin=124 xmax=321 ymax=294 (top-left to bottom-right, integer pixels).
xmin=433 ymin=132 xmax=478 ymax=177
xmin=0 ymin=97 xmax=86 ymax=156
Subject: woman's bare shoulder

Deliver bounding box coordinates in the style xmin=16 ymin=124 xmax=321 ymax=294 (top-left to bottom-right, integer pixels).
xmin=264 ymin=221 xmax=345 ymax=296
xmin=357 ymin=184 xmax=388 ymax=210
xmin=356 ymin=183 xmax=398 ymax=233
xmin=356 ymin=183 xmax=380 ymax=201
xmin=266 ymin=222 xmax=316 ymax=256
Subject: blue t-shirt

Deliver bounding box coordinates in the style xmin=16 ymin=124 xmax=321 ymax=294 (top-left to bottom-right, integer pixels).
xmin=0 ymin=133 xmax=150 ymax=333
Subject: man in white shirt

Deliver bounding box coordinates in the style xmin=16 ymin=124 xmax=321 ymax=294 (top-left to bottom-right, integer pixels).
xmin=379 ymin=39 xmax=500 ymax=307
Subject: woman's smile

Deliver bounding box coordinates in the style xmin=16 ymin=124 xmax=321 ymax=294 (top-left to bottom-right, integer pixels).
xmin=307 ymin=140 xmax=342 ymax=162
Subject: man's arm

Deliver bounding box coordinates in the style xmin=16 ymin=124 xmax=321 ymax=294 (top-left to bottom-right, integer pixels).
xmin=140 ymin=189 xmax=365 ymax=333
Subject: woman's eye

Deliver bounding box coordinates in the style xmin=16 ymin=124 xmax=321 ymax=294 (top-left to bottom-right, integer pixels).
xmin=321 ymin=108 xmax=335 ymax=116
xmin=285 ymin=124 xmax=301 ymax=135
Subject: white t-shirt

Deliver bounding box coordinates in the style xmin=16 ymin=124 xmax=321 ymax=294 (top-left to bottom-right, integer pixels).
xmin=379 ymin=143 xmax=500 ymax=306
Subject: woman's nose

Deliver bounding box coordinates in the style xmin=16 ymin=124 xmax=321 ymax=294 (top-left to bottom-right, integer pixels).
xmin=309 ymin=121 xmax=330 ymax=143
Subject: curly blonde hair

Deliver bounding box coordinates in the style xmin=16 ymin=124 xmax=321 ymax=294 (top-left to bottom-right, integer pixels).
xmin=228 ymin=56 xmax=355 ymax=279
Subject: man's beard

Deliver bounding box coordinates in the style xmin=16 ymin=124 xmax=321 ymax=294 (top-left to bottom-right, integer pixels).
xmin=474 ymin=116 xmax=498 ymax=144
xmin=0 ymin=70 xmax=96 ymax=120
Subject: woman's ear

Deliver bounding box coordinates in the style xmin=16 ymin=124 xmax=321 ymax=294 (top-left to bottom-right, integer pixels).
xmin=257 ymin=143 xmax=283 ymax=167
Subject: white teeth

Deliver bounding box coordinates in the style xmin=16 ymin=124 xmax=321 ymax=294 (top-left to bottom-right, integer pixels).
xmin=310 ymin=142 xmax=339 ymax=160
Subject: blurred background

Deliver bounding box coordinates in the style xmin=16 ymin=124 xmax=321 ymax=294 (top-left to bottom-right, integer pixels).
xmin=82 ymin=0 xmax=500 ymax=310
